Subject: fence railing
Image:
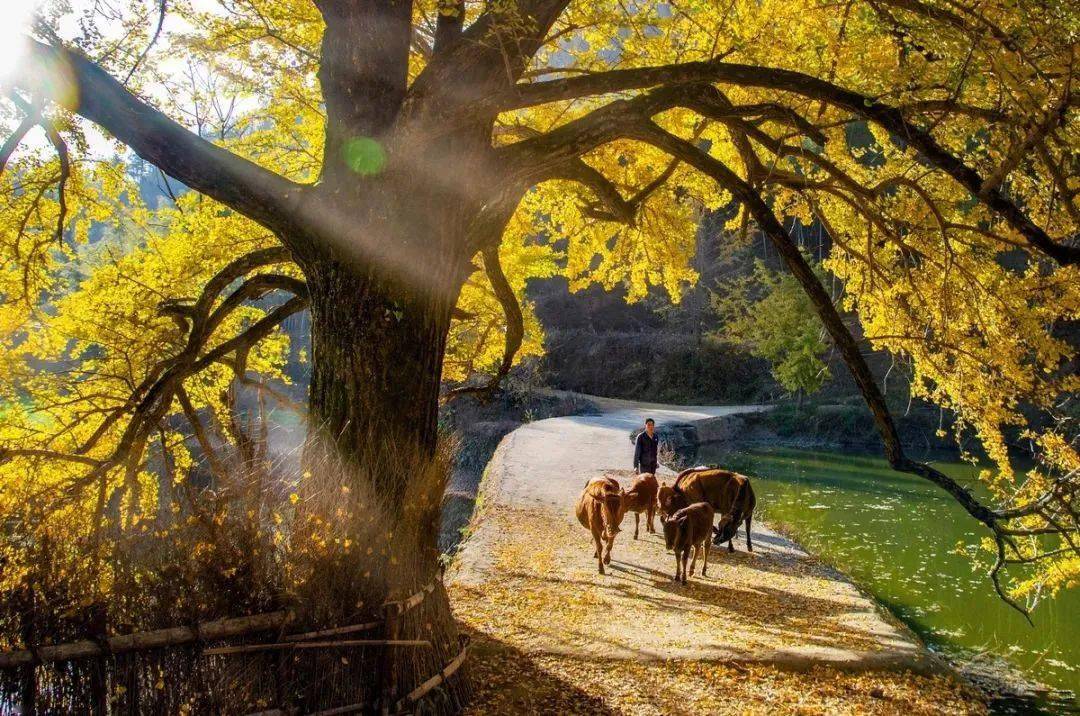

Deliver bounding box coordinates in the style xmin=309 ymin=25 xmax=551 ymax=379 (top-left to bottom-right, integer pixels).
xmin=0 ymin=577 xmax=469 ymax=715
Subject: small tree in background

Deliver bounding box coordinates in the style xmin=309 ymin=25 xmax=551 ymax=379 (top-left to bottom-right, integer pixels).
xmin=715 ymin=259 xmax=832 ymax=405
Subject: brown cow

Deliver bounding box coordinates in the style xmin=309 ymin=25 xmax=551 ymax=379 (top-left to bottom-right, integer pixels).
xmin=621 ymin=472 xmax=658 ymax=539
xmin=575 ymin=476 xmax=626 ymax=574
xmin=656 ymin=480 xmax=682 ymax=518
xmin=661 ymin=502 xmax=715 ymax=583
xmin=713 ymin=478 xmax=756 ymax=553
xmin=657 ymin=468 xmax=756 ymax=553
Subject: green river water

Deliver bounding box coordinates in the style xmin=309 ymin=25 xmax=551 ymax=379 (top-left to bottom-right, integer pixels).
xmin=693 ymin=444 xmax=1079 ymax=710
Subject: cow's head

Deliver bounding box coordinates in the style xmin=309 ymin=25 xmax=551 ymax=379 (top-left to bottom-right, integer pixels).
xmin=712 ymin=514 xmax=735 ymax=545
xmin=660 ymin=512 xmax=685 ymax=551
xmin=594 ymin=488 xmax=624 ymax=539
xmin=656 ymin=482 xmax=687 ymax=520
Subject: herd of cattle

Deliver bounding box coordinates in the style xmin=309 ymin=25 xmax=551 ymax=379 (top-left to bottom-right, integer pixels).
xmin=574 ymin=467 xmax=757 ymax=583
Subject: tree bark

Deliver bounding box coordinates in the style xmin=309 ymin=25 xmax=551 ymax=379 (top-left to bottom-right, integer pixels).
xmin=305 ymin=261 xmax=454 ymax=498
xmin=315 ymin=0 xmax=413 ymax=183
xmin=290 ymin=191 xmax=478 ymax=712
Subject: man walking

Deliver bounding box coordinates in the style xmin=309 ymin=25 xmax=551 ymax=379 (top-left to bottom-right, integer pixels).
xmin=633 ymin=418 xmax=659 ymax=474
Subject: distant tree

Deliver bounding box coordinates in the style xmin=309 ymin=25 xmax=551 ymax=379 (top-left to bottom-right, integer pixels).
xmin=716 ymin=259 xmax=832 ymax=402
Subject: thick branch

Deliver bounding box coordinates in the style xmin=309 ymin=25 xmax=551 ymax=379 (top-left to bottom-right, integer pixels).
xmin=409 ymin=0 xmax=573 ymax=112
xmin=14 ymin=40 xmax=303 ymax=234
xmin=191 ymin=296 xmax=308 ymax=373
xmin=482 ymin=245 xmax=523 ymax=383
xmin=0 ymin=109 xmax=40 ymax=174
xmin=496 ymin=62 xmax=1078 ymax=264
xmin=543 ymin=159 xmax=636 ymax=224
xmin=433 ymin=1 xmax=465 ymax=55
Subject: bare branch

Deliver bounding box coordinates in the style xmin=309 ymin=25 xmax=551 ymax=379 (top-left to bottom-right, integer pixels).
xmin=123 ymin=0 xmax=168 ymax=84
xmin=6 ymin=93 xmax=69 ymax=246
xmin=0 ymin=448 xmax=102 ymax=467
xmin=38 ymin=114 xmax=69 ymax=246
xmin=979 ymin=88 xmax=1071 ymax=199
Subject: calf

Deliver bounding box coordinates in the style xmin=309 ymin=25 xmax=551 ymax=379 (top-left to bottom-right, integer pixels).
xmin=661 ymin=502 xmax=715 ymax=584
xmin=575 ymin=476 xmax=626 ymax=574
xmin=621 ymin=472 xmax=658 ymax=539
xmin=656 ymin=480 xmax=687 ymax=519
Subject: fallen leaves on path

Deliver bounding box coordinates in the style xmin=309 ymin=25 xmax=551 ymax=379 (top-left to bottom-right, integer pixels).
xmin=450 ymin=497 xmax=986 ymax=714
xmin=463 ymin=634 xmax=984 ymax=715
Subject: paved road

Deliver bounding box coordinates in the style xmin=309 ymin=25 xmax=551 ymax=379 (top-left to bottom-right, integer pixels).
xmin=449 ymin=400 xmax=938 ymax=669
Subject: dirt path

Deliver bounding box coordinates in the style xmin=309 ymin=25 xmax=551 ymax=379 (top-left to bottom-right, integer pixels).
xmin=447 ymin=401 xmax=985 ymax=714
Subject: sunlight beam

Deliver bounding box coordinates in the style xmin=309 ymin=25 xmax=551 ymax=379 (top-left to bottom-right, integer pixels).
xmin=0 ymin=1 xmax=40 ymax=82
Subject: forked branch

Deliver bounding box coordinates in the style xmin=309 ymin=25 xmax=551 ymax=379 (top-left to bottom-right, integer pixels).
xmin=443 ymin=246 xmax=524 ymax=403
xmin=495 ymin=62 xmax=1078 ymax=264
xmin=13 ymin=40 xmax=304 ymax=237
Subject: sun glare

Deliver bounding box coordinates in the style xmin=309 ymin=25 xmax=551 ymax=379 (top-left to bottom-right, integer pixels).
xmin=0 ymin=0 xmax=40 ymax=81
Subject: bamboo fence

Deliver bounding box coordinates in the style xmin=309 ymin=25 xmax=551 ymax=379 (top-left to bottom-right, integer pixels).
xmin=0 ymin=577 xmax=467 ymax=714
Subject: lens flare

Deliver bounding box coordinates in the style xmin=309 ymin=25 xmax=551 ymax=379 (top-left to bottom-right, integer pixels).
xmin=0 ymin=0 xmax=39 ymax=82
xmin=343 ymin=137 xmax=387 ymax=176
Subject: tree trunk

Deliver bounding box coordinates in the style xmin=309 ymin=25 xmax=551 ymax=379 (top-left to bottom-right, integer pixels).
xmin=306 ymin=261 xmax=450 ymax=500
xmin=290 ymin=197 xmax=474 ymax=712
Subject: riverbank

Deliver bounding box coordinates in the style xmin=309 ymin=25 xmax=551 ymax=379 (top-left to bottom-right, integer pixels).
xmin=689 ymin=442 xmax=1078 ymax=713
xmin=447 ymin=399 xmax=986 ymax=713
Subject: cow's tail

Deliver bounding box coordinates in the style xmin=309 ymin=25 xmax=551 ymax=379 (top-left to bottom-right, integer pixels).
xmin=600 ymin=491 xmax=622 ymax=536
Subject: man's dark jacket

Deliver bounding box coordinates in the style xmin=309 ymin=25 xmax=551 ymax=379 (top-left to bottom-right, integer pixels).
xmin=634 ymin=430 xmax=659 ymax=473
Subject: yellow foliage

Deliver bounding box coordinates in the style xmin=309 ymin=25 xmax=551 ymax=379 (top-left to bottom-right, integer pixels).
xmin=0 ymin=0 xmax=1077 ymax=606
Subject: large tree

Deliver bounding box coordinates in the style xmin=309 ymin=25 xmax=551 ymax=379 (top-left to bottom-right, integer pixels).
xmin=1 ymin=0 xmax=1078 ymax=710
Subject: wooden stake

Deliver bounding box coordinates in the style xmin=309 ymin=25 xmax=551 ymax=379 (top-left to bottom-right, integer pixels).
xmin=281 ymin=621 xmax=380 ymax=642
xmin=395 ymin=635 xmax=470 ymax=713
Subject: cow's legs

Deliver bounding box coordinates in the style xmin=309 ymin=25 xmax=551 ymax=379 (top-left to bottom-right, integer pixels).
xmin=634 ymin=512 xmax=640 ymax=540
xmin=689 ymin=544 xmax=699 ymax=575
xmin=647 ymin=504 xmax=655 ymax=533
xmin=728 ymin=536 xmax=735 ymax=553
xmin=702 ymin=539 xmax=710 ymax=576
xmin=745 ymin=515 xmax=753 ymax=552
xmin=603 ymin=533 xmax=615 ymax=565
xmin=593 ymin=530 xmax=605 ymax=574
xmin=672 ymin=551 xmax=681 ymax=582
xmin=680 ymin=548 xmax=689 ymax=584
